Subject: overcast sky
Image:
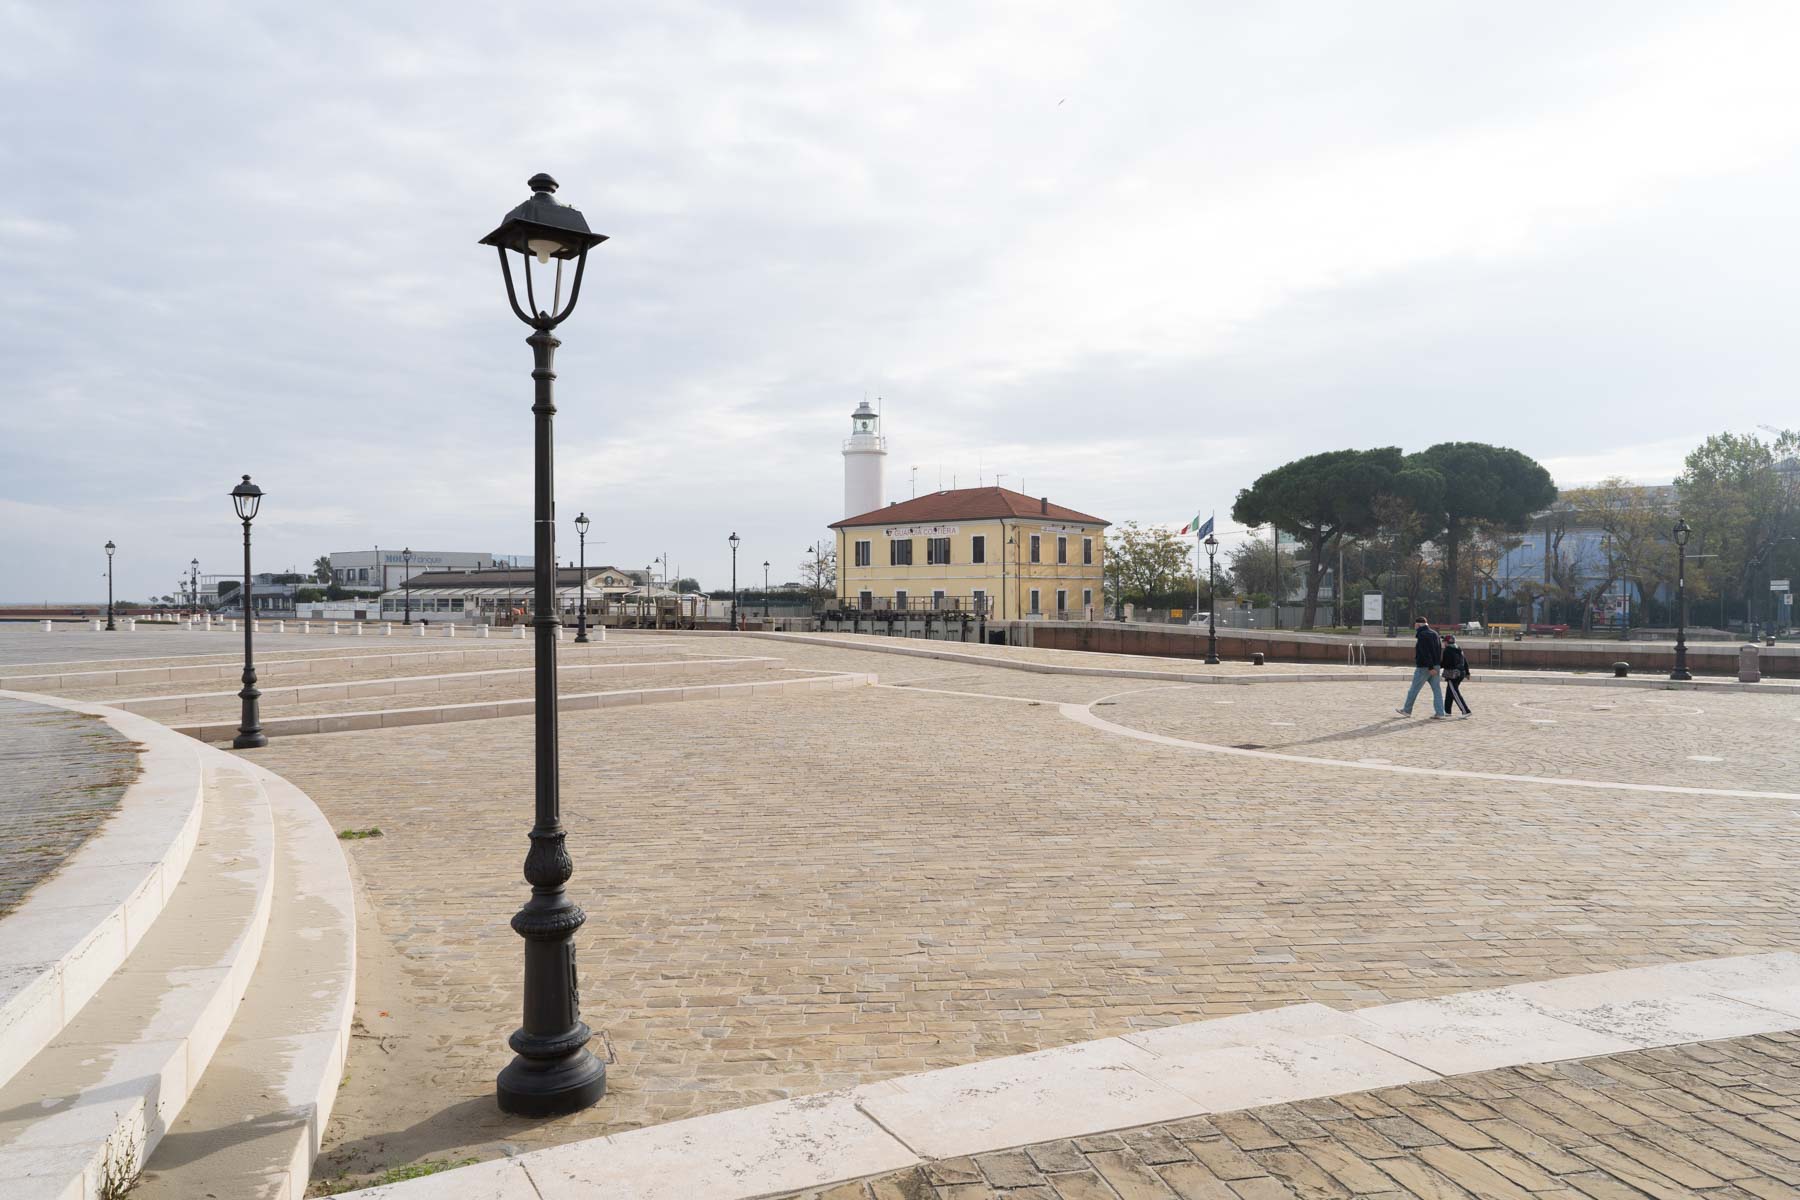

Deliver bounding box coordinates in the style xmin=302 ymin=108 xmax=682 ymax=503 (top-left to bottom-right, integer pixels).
xmin=4 ymin=1 xmax=1798 ymax=602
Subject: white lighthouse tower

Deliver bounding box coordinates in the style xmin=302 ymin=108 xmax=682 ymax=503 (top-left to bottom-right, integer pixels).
xmin=842 ymin=399 xmax=887 ymax=518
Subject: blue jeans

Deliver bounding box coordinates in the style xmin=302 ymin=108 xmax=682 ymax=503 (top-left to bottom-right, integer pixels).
xmin=1402 ymin=667 xmax=1444 ymax=716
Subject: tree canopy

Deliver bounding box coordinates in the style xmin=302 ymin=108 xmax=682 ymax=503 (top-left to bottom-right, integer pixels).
xmin=1402 ymin=442 xmax=1557 ymax=624
xmin=1231 ymin=447 xmax=1405 ymax=626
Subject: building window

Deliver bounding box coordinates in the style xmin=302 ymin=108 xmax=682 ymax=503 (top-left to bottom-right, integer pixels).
xmin=1029 ymin=588 xmax=1041 ymax=615
xmin=855 ymin=540 xmax=872 ymax=567
xmin=890 ymin=539 xmax=913 ymax=566
xmin=971 ymin=535 xmax=986 ymax=564
xmin=927 ymin=537 xmax=951 ymax=565
xmin=1057 ymin=536 xmax=1068 ymax=565
xmin=932 ymin=590 xmax=946 ymax=610
xmin=1083 ymin=588 xmax=1093 ymax=611
xmin=972 ymin=589 xmax=987 ymax=615
xmin=1083 ymin=537 xmax=1093 ymax=565
xmin=358 ymin=568 xmax=369 ymax=582
xmin=1030 ymin=535 xmax=1040 ymax=564
xmin=1057 ymin=589 xmax=1068 ymax=613
xmin=859 ymin=591 xmax=873 ymax=610
xmin=894 ymin=589 xmax=908 ymax=611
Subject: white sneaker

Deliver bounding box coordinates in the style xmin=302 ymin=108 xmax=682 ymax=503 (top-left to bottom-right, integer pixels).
xmin=1429 ymin=714 xmax=1447 ymax=720
xmin=1394 ymin=708 xmax=1411 ymax=717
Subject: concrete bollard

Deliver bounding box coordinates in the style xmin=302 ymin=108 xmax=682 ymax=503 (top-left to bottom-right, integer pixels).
xmin=416 ymin=624 xmax=427 ymax=637
xmin=518 ymin=624 xmax=527 ymax=640
xmin=598 ymin=626 xmax=606 ymax=642
xmin=555 ymin=625 xmax=565 ymax=642
xmin=355 ymin=623 xmax=363 ymax=636
xmin=479 ymin=624 xmax=490 ymax=638
xmin=275 ymin=620 xmax=285 ymax=634
xmin=301 ymin=621 xmax=310 ymax=634
xmin=1612 ymin=661 xmax=1629 ymax=678
xmin=42 ymin=620 xmax=52 ymax=632
xmin=384 ymin=623 xmax=393 ymax=636
xmin=447 ymin=624 xmax=456 ymax=638
xmin=331 ymin=621 xmax=339 ymax=635
xmin=1251 ymin=652 xmax=1265 ymax=666
xmin=91 ymin=620 xmax=102 ymax=631
xmin=1739 ymin=644 xmax=1761 ymax=684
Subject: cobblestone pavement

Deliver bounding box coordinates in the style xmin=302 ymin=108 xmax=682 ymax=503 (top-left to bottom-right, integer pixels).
xmin=777 ymin=1032 xmax=1800 ymax=1199
xmin=233 ymin=645 xmax=1800 ymax=1189
xmin=0 ymin=696 xmax=139 ymax=916
xmin=1100 ymin=681 xmax=1800 ymax=792
xmin=0 ymin=624 xmax=356 ymax=667
xmin=112 ymin=659 xmax=792 ymax=721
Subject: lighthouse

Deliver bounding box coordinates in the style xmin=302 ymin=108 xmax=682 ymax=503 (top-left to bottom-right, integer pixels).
xmin=842 ymin=399 xmax=887 ymax=518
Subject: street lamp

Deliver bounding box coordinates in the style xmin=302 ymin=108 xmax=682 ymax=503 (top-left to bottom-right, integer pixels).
xmin=231 ymin=476 xmax=267 ymax=749
xmin=729 ymin=532 xmax=741 ymax=630
xmin=480 ymin=172 xmax=608 ymax=1117
xmin=1203 ymin=533 xmax=1220 ymax=665
xmin=1670 ymin=518 xmax=1692 ymax=681
xmin=104 ymin=541 xmax=116 ymax=630
xmin=190 ymin=558 xmax=200 ymax=619
xmin=401 ymin=546 xmax=413 ymax=625
xmin=574 ymin=512 xmax=591 ymax=642
xmin=763 ymin=559 xmax=770 ymax=621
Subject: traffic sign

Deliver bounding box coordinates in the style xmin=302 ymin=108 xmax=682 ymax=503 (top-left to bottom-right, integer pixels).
xmin=1773 ymin=578 xmax=1791 ymax=591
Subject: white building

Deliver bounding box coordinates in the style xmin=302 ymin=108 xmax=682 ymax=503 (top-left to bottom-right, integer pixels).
xmin=328 ymin=549 xmax=498 ymax=592
xmin=842 ymin=399 xmax=887 ymax=519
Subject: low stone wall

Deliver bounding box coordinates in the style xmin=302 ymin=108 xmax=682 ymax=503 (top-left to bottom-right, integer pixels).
xmin=1021 ymin=622 xmax=1798 ymax=678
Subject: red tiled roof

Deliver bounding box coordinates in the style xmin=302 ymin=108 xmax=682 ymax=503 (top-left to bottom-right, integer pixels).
xmin=830 ymin=487 xmax=1109 ymax=529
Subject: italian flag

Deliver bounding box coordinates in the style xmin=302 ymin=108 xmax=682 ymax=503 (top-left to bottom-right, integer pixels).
xmin=1179 ymin=514 xmax=1214 ymax=537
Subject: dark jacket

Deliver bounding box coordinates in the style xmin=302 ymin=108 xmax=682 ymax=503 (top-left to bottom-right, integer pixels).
xmin=1441 ymin=644 xmax=1470 ymax=680
xmin=1414 ymin=624 xmax=1443 ymax=669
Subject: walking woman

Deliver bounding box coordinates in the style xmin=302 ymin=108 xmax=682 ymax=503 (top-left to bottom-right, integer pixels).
xmin=1441 ymin=634 xmax=1472 ymax=717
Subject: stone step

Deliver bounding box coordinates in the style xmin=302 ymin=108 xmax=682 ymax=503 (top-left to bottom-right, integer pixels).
xmin=0 ymin=757 xmax=276 ymax=1200
xmin=132 ymin=760 xmax=357 ymax=1200
xmin=0 ymin=700 xmax=205 ymax=1092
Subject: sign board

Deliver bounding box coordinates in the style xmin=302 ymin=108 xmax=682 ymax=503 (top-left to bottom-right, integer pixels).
xmin=1362 ymin=592 xmax=1383 ymax=623
xmin=1771 ymin=579 xmax=1790 ymax=591
xmin=1171 ymin=608 xmax=1185 ymax=620
xmin=1038 ymin=522 xmax=1091 ymax=534
xmin=884 ymin=524 xmax=959 ymax=538
xmin=1785 ymin=593 xmax=1793 ymax=607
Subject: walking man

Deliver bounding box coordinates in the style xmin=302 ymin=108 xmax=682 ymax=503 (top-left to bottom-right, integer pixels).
xmin=1396 ymin=616 xmax=1447 ymax=719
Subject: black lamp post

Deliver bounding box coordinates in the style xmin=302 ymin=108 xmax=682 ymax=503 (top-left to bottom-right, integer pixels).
xmin=1203 ymin=533 xmax=1220 ymax=665
xmin=401 ymin=547 xmax=413 ymax=625
xmin=1671 ymin=518 xmax=1692 ymax=681
xmin=763 ymin=560 xmax=770 ymax=620
xmin=480 ymin=172 xmax=609 ymax=1117
xmin=190 ymin=558 xmax=200 ymax=619
xmin=729 ymin=531 xmax=740 ymax=629
xmin=103 ymin=541 xmax=116 ymax=630
xmin=231 ymin=476 xmax=267 ymax=749
xmin=574 ymin=512 xmax=591 ymax=642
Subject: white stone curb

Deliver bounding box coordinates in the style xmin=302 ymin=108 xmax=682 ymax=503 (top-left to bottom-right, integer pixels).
xmin=338 ymin=952 xmax=1800 ymax=1198
xmin=0 ymin=693 xmax=205 ymax=1091
xmin=169 ymin=672 xmax=876 ymax=743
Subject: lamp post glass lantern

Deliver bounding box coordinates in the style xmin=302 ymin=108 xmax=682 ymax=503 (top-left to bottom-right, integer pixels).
xmin=1671 ymin=518 xmax=1692 ymax=681
xmin=574 ymin=512 xmax=590 ymax=642
xmin=401 ymin=547 xmax=413 ymax=624
xmin=481 ymin=173 xmax=609 ymax=1117
xmin=729 ymin=532 xmax=740 ymax=629
xmin=104 ymin=541 xmax=116 ymax=630
xmin=190 ymin=557 xmax=200 ymax=619
xmin=231 ymin=476 xmax=267 ymax=749
xmin=1203 ymin=533 xmax=1220 ymax=664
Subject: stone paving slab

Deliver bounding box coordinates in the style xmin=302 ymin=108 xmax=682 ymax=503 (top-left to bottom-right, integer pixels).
xmin=775 ymin=1031 xmax=1800 ymax=1199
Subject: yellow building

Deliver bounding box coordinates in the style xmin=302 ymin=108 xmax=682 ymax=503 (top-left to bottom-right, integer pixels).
xmin=830 ymin=487 xmax=1109 ymax=620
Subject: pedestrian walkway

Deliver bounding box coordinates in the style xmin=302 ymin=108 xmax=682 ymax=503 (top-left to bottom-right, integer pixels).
xmin=781 ymin=1031 xmax=1800 ymax=1199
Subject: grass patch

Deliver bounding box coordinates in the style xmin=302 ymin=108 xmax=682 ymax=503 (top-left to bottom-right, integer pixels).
xmin=336 ymin=827 xmax=383 ymax=840
xmin=314 ymin=1158 xmax=479 ymax=1195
